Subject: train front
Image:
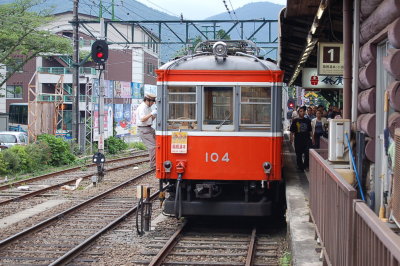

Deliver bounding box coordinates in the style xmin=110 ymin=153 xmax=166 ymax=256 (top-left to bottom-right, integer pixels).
xmin=155 ymin=40 xmax=284 ymax=217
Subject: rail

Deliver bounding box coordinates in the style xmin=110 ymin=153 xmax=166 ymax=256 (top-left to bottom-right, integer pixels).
xmin=309 ymin=149 xmax=357 ymax=265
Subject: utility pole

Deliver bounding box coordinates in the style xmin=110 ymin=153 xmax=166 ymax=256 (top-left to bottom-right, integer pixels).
xmin=201 ymin=25 xmax=220 ymax=39
xmin=72 ymin=0 xmax=80 ymax=146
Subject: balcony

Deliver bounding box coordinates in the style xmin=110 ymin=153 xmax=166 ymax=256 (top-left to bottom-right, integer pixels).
xmin=37 ymin=67 xmax=97 ymax=75
xmin=37 ymin=93 xmax=73 ymax=103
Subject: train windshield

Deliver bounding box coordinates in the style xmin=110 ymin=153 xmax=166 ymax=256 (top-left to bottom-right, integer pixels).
xmin=203 ymin=87 xmax=234 ymax=130
xmin=240 ymin=87 xmax=271 ymax=128
xmin=167 ymin=86 xmax=197 ymax=130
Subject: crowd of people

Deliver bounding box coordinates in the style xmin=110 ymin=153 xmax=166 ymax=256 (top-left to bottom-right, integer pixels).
xmin=289 ymin=104 xmax=342 ymax=172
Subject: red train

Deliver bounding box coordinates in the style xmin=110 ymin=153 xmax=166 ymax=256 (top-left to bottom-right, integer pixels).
xmin=155 ymin=40 xmax=284 ymax=217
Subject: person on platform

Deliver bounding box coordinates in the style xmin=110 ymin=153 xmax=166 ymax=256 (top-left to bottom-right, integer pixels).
xmin=311 ymin=110 xmax=328 ymax=149
xmin=290 ymin=106 xmax=312 ymax=172
xmin=136 ymin=93 xmax=157 ymax=169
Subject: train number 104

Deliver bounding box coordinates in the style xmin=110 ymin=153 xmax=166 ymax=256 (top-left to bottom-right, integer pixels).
xmin=205 ymin=152 xmax=230 ymax=162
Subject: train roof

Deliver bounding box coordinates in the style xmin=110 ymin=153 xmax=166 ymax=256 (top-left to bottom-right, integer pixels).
xmin=159 ymin=54 xmax=280 ymax=71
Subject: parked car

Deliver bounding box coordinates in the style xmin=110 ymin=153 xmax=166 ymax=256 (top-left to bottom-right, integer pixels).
xmin=0 ymin=131 xmax=28 ymax=149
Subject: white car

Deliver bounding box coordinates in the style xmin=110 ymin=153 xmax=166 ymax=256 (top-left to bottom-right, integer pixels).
xmin=0 ymin=131 xmax=28 ymax=149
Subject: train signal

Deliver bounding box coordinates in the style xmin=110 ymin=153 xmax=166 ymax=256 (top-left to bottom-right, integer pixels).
xmin=287 ymin=98 xmax=295 ymax=109
xmin=91 ymin=40 xmax=109 ymax=64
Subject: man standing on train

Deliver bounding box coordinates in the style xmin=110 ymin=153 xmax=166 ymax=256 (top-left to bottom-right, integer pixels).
xmin=290 ymin=106 xmax=312 ymax=172
xmin=136 ymin=93 xmax=157 ymax=169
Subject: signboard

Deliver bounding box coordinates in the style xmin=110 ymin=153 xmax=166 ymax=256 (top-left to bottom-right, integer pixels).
xmin=302 ymin=68 xmax=343 ymax=89
xmin=171 ymin=132 xmax=188 ymax=154
xmin=318 ymin=42 xmax=344 ymax=75
xmin=98 ymin=135 xmax=104 ymax=150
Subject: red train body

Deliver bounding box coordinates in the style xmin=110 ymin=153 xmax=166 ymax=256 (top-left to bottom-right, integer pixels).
xmin=155 ymin=41 xmax=284 ymax=216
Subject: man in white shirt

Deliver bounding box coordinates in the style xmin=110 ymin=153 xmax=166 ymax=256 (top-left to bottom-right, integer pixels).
xmin=136 ymin=93 xmax=157 ymax=169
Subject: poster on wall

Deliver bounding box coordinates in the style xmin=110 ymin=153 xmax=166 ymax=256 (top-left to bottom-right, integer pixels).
xmin=120 ymin=81 xmax=131 ymax=98
xmin=104 ymin=80 xmax=114 ymax=98
xmin=132 ymin=82 xmax=142 ymax=99
xmin=144 ymin=84 xmax=157 ymax=97
xmin=114 ymin=81 xmax=131 ymax=98
xmin=130 ymin=99 xmax=141 ymax=136
xmin=93 ymin=104 xmax=113 ymax=141
xmin=114 ymin=104 xmax=132 ymax=136
xmin=92 ymin=78 xmax=99 ymax=97
xmin=114 ymin=81 xmax=122 ymax=98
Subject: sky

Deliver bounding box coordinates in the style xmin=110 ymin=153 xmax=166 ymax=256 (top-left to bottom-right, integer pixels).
xmin=135 ymin=0 xmax=286 ymax=20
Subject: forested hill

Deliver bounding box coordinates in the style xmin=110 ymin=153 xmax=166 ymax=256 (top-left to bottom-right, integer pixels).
xmin=0 ymin=0 xmax=284 ymax=60
xmin=206 ymin=2 xmax=284 ymax=20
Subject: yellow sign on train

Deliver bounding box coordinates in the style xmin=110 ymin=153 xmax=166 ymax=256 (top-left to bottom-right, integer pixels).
xmin=171 ymin=132 xmax=188 ymax=154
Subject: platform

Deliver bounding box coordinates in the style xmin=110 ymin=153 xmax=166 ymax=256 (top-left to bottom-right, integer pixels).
xmin=283 ymin=136 xmax=322 ymax=266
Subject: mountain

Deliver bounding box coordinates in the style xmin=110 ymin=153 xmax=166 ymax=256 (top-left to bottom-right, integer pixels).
xmin=206 ymin=2 xmax=284 ymax=59
xmin=1 ymin=0 xmax=283 ymax=60
xmin=206 ymin=2 xmax=284 ymax=20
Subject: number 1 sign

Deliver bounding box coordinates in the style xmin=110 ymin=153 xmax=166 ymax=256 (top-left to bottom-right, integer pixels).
xmin=317 ymin=42 xmax=344 ymax=76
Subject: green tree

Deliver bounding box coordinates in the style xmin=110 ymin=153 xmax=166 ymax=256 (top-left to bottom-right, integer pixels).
xmin=216 ymin=29 xmax=231 ymax=40
xmin=174 ymin=36 xmax=203 ymax=57
xmin=0 ymin=0 xmax=72 ymax=87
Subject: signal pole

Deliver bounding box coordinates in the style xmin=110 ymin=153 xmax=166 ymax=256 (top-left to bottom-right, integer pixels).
xmin=72 ymin=0 xmax=80 ymax=147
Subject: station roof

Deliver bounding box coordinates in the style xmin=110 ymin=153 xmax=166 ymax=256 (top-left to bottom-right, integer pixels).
xmin=279 ymin=0 xmax=343 ymax=86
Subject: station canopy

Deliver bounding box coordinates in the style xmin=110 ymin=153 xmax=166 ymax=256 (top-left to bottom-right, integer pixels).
xmin=279 ymin=0 xmax=343 ymax=86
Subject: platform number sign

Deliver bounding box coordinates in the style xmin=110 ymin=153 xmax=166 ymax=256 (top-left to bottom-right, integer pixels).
xmin=318 ymin=42 xmax=344 ymax=76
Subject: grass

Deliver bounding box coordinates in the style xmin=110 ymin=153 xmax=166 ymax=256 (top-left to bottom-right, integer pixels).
xmin=279 ymin=252 xmax=292 ymax=266
xmin=0 ymin=146 xmax=139 ymax=185
xmin=128 ymin=142 xmax=147 ymax=151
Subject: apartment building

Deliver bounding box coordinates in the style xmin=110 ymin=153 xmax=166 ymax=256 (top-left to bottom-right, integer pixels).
xmin=4 ymin=11 xmax=159 ymax=137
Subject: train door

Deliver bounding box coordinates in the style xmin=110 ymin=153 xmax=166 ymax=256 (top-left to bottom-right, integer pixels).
xmin=202 ymin=87 xmax=234 ymax=131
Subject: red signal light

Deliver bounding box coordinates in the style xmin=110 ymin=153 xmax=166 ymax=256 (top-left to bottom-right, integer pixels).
xmin=96 ymin=52 xmax=104 ymax=58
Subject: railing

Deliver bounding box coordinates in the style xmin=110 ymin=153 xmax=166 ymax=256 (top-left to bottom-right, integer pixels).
xmin=37 ymin=94 xmax=73 ymax=103
xmin=320 ymin=137 xmax=328 ymax=149
xmin=309 ymin=149 xmax=357 ymax=265
xmin=353 ymin=201 xmax=400 ymax=265
xmin=37 ymin=67 xmax=97 ymax=75
xmin=310 ymin=149 xmax=400 ymax=265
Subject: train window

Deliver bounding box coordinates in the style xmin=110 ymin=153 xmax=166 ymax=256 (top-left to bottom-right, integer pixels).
xmin=167 ymin=86 xmax=197 ymax=130
xmin=203 ymin=87 xmax=234 ymax=130
xmin=240 ymin=87 xmax=271 ymax=128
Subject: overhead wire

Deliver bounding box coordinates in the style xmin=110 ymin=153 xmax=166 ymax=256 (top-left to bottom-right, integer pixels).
xmin=221 ymin=0 xmax=244 ymax=39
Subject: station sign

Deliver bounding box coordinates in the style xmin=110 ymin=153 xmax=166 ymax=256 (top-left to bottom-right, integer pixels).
xmin=302 ymin=68 xmax=343 ymax=89
xmin=317 ymin=42 xmax=344 ymax=75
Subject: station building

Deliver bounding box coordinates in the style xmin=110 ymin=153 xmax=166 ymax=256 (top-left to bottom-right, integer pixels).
xmin=279 ymin=0 xmax=400 ymax=264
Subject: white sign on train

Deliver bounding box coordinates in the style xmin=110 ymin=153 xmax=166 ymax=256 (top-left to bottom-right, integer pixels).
xmin=302 ymin=68 xmax=344 ymax=89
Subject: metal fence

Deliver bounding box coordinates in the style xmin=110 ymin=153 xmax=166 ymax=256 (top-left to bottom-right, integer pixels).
xmin=309 ymin=149 xmax=357 ymax=265
xmin=309 ymin=149 xmax=400 ymax=265
xmin=353 ymin=201 xmax=400 ymax=266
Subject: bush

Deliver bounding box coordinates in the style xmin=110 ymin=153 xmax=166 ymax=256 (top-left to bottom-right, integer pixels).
xmin=105 ymin=136 xmax=128 ymax=154
xmin=2 ymin=148 xmax=21 ymax=173
xmin=0 ymin=152 xmax=8 ymax=176
xmin=25 ymin=141 xmax=52 ymax=170
xmin=8 ymin=145 xmax=32 ymax=172
xmin=37 ymin=134 xmax=76 ymax=166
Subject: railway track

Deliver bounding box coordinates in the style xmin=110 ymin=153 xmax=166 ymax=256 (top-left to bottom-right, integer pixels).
xmin=0 ymin=169 xmax=158 ymax=265
xmin=139 ymin=221 xmax=282 ymax=266
xmin=0 ymin=151 xmax=148 ymax=205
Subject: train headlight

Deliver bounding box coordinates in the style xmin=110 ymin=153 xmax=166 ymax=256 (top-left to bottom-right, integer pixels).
xmin=213 ymin=41 xmax=228 ymax=57
xmin=163 ymin=160 xmax=172 ymax=173
xmin=263 ymin=162 xmax=272 ymax=174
